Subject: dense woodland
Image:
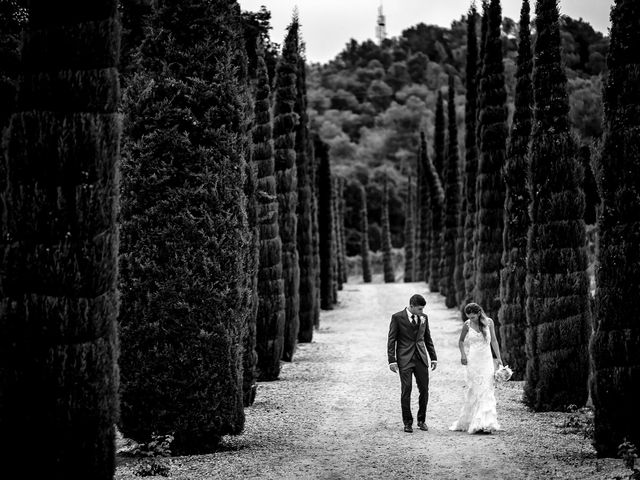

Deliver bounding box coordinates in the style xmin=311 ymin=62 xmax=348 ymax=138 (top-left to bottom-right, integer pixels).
xmin=311 ymin=10 xmax=606 ymax=253
xmin=0 ymin=0 xmax=638 ymax=477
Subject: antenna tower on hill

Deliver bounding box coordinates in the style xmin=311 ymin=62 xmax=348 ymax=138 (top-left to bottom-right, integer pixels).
xmin=376 ymin=2 xmax=386 ymax=44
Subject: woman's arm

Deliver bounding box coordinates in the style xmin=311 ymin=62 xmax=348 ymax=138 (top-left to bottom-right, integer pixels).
xmin=488 ymin=318 xmax=503 ymax=365
xmin=458 ymin=322 xmax=469 ymax=365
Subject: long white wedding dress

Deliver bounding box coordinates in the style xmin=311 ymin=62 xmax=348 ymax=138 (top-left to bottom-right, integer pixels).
xmin=449 ymin=319 xmax=501 ymax=433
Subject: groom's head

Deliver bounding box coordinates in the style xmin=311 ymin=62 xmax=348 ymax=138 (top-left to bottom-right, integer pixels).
xmin=409 ymin=294 xmax=426 ymax=315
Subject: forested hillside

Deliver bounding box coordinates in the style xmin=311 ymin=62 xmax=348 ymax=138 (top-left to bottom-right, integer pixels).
xmin=306 ymin=14 xmax=607 ymax=255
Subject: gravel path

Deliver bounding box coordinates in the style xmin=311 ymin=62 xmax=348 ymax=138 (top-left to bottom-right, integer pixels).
xmin=116 ymin=281 xmax=627 ymax=480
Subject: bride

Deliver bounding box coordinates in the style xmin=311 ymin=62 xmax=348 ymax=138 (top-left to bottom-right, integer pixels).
xmin=450 ymin=302 xmax=503 ymax=434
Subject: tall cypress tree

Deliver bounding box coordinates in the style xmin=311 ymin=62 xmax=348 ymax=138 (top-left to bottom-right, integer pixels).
xmin=331 ymin=176 xmax=339 ymax=302
xmin=476 ymin=0 xmax=489 ymax=153
xmin=590 ymin=0 xmax=640 ymax=456
xmin=316 ymin=137 xmax=334 ymax=308
xmin=463 ymin=5 xmax=480 ymax=312
xmin=274 ymin=17 xmax=300 ymax=362
xmin=0 ymin=1 xmax=120 ymax=475
xmin=339 ymin=177 xmax=348 ymax=284
xmin=298 ymin=139 xmax=320 ymax=342
xmin=243 ymin=97 xmax=259 ymax=406
xmin=498 ymin=0 xmax=532 ymax=381
xmin=382 ymin=177 xmax=395 ymax=283
xmin=417 ymin=139 xmax=431 ymax=283
xmin=360 ymin=183 xmax=373 ymax=283
xmin=331 ymin=176 xmax=342 ymax=296
xmin=442 ymin=75 xmax=462 ymax=308
xmin=295 ymin=50 xmax=315 ymax=346
xmin=413 ymin=166 xmax=422 ymax=281
xmin=308 ymin=140 xmax=321 ymax=328
xmin=436 ymin=90 xmax=446 ymax=295
xmin=420 ymin=131 xmax=445 ymax=291
xmin=335 ymin=176 xmax=347 ymax=288
xmin=434 ymin=90 xmax=446 ymax=183
xmin=404 ymin=176 xmax=415 ymax=282
xmin=253 ymin=43 xmax=285 ymax=380
xmin=470 ymin=1 xmax=490 ymax=306
xmin=524 ymin=0 xmax=591 ymax=411
xmin=118 ymin=0 xmax=251 ymax=453
xmin=309 ymin=140 xmax=321 ymax=329
xmin=475 ymin=0 xmax=507 ymax=336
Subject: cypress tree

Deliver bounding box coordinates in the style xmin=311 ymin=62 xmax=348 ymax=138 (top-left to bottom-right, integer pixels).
xmin=463 ymin=4 xmax=479 ymax=311
xmin=418 ymin=139 xmax=432 ymax=284
xmin=414 ymin=159 xmax=421 ymax=282
xmin=243 ymin=105 xmax=259 ymax=406
xmin=339 ymin=177 xmax=349 ymax=284
xmin=475 ymin=0 xmax=507 ymax=335
xmin=454 ymin=80 xmax=466 ymax=306
xmin=404 ymin=176 xmax=416 ymax=282
xmin=476 ymin=0 xmax=489 ymax=153
xmin=434 ymin=90 xmax=446 ymax=183
xmin=334 ymin=176 xmax=347 ymax=288
xmin=421 ymin=131 xmax=445 ymax=291
xmin=590 ymin=0 xmax=640 ymax=456
xmin=524 ymin=0 xmax=591 ymax=411
xmin=470 ymin=1 xmax=489 ymax=306
xmin=360 ymin=184 xmax=373 ymax=283
xmin=498 ymin=0 xmax=532 ymax=381
xmin=436 ymin=90 xmax=446 ymax=295
xmin=454 ymin=190 xmax=466 ymax=307
xmin=295 ymin=50 xmax=315 ymax=345
xmin=0 ymin=1 xmax=120 ymax=475
xmin=382 ymin=177 xmax=395 ymax=283
xmin=274 ymin=17 xmax=300 ymax=363
xmin=331 ymin=176 xmax=342 ymax=298
xmin=309 ymin=139 xmax=321 ymax=329
xmin=118 ymin=0 xmax=251 ymax=453
xmin=316 ymin=137 xmax=334 ymax=308
xmin=253 ymin=43 xmax=285 ymax=380
xmin=442 ymin=74 xmax=462 ymax=308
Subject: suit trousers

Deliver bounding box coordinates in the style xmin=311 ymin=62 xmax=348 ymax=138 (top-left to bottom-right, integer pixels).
xmin=399 ymin=351 xmax=429 ymax=425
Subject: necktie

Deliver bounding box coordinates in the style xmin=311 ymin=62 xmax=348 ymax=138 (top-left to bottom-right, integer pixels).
xmin=411 ymin=314 xmax=417 ymax=327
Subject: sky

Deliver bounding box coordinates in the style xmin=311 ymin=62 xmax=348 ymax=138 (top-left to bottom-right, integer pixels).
xmin=237 ymin=0 xmax=614 ymax=64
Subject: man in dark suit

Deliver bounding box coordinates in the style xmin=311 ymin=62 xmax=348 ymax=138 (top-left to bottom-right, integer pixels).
xmin=387 ymin=294 xmax=437 ymax=433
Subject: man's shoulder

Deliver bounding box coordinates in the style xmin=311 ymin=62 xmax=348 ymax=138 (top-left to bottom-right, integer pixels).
xmin=392 ymin=310 xmax=406 ymax=318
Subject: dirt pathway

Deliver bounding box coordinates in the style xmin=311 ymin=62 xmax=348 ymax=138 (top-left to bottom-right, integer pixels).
xmin=116 ymin=281 xmax=625 ymax=480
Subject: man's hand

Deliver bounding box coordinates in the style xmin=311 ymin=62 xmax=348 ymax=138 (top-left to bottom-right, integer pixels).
xmin=389 ymin=363 xmax=398 ymax=373
xmin=430 ymin=361 xmax=437 ymax=371
xmin=461 ymin=356 xmax=467 ymax=366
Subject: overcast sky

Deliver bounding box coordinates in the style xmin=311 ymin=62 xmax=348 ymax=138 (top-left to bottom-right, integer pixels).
xmin=237 ymin=0 xmax=613 ymax=64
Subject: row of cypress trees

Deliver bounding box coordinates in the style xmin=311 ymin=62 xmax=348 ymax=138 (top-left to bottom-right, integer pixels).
xmin=117 ymin=2 xmax=349 ymax=453
xmin=405 ymin=0 xmax=638 ymax=458
xmin=1 ymin=0 xmax=348 ymax=470
xmin=409 ymin=0 xmax=588 ymax=401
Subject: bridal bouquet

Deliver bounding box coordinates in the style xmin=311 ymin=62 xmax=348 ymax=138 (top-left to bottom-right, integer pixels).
xmin=494 ymin=364 xmax=513 ymax=383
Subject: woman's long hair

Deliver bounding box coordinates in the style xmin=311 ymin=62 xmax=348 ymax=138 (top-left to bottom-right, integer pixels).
xmin=464 ymin=302 xmax=488 ymax=340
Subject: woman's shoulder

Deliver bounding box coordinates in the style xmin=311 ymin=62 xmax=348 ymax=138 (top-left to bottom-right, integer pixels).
xmin=485 ymin=317 xmax=494 ymax=325
xmin=463 ymin=319 xmax=470 ymax=327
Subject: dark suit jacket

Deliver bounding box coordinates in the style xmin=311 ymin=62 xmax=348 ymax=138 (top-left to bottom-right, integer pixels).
xmin=387 ymin=309 xmax=437 ymax=369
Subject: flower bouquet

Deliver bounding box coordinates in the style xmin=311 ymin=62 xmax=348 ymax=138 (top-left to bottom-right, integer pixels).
xmin=494 ymin=364 xmax=513 ymax=383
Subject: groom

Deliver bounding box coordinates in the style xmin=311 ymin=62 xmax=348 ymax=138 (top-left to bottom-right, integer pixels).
xmin=387 ymin=294 xmax=437 ymax=433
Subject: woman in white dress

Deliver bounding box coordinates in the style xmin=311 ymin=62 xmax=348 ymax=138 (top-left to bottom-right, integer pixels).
xmin=450 ymin=302 xmax=503 ymax=433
